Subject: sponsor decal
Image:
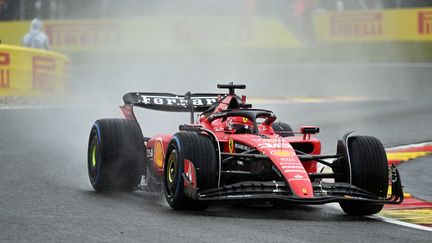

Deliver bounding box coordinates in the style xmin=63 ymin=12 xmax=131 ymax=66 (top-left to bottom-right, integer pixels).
xmin=147 ymin=148 xmax=154 ymax=158
xmin=0 ymin=52 xmax=10 ymax=88
xmin=418 ymin=11 xmax=432 ymax=35
xmin=154 ymin=139 xmax=165 ymax=169
xmin=45 ymin=23 xmax=122 ymax=48
xmin=258 ymin=126 xmax=268 ymax=132
xmin=294 ymin=174 xmax=304 ymax=179
xmin=270 ymin=150 xmax=295 ymax=157
xmin=258 ymin=143 xmax=292 ymax=149
xmin=281 ymin=165 xmax=303 ymax=169
xmin=302 ymin=188 xmax=308 ymax=194
xmin=139 ymin=95 xmax=217 ymax=107
xmin=280 ymin=157 xmax=297 ymax=162
xmin=234 ymin=143 xmax=251 ymax=151
xmin=242 ymin=117 xmax=249 ymax=123
xmin=288 ymin=178 xmax=310 ymax=182
xmin=213 ymin=126 xmax=224 ymax=132
xmin=283 ymin=169 xmax=305 ymax=173
xmin=279 ymin=161 xmax=300 ymax=166
xmin=32 ymin=56 xmax=56 ymax=91
xmin=183 ymin=159 xmax=196 ymax=187
xmin=228 ymin=138 xmax=234 ymax=153
xmin=330 ymin=12 xmax=383 ymax=37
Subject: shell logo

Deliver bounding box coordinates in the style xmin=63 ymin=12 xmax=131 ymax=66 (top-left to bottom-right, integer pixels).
xmin=270 ymin=150 xmax=295 ymax=157
xmin=154 ymin=139 xmax=164 ymax=169
xmin=243 ymin=117 xmax=248 ymax=123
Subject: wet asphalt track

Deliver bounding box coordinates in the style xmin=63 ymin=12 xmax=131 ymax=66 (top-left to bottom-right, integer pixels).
xmin=1 ymin=98 xmax=431 ymax=242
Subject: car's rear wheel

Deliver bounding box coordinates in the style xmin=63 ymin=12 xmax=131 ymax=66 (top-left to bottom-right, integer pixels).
xmin=336 ymin=136 xmax=389 ymax=215
xmin=272 ymin=121 xmax=294 ymax=137
xmin=87 ymin=118 xmax=145 ymax=192
xmin=164 ymin=132 xmax=218 ymax=210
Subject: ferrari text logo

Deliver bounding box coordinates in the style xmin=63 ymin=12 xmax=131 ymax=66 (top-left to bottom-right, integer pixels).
xmin=140 ymin=95 xmax=217 ymax=107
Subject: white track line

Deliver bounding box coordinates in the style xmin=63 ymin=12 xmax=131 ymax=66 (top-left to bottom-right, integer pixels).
xmin=369 ymin=215 xmax=432 ymax=232
xmin=386 ymin=142 xmax=432 ymax=151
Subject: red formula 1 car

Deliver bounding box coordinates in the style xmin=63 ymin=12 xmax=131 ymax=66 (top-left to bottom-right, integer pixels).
xmin=87 ymin=83 xmax=403 ymax=215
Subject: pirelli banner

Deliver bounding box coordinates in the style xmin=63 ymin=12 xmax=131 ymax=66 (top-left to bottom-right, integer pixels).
xmin=0 ymin=17 xmax=302 ymax=52
xmin=314 ymin=8 xmax=432 ymax=42
xmin=0 ymin=45 xmax=70 ymax=96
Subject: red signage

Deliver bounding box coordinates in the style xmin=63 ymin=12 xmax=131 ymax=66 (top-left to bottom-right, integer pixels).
xmin=0 ymin=52 xmax=10 ymax=88
xmin=418 ymin=11 xmax=432 ymax=35
xmin=44 ymin=23 xmax=122 ymax=48
xmin=330 ymin=13 xmax=383 ymax=37
xmin=32 ymin=56 xmax=56 ymax=91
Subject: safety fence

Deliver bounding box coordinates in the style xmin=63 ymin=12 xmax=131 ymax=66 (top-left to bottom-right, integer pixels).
xmin=0 ymin=45 xmax=69 ymax=96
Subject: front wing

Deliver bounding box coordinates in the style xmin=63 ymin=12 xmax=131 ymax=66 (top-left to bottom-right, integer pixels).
xmin=196 ymin=165 xmax=403 ymax=205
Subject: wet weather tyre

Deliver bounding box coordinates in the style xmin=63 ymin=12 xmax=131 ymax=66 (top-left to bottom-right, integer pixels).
xmin=337 ymin=136 xmax=389 ymax=216
xmin=164 ymin=132 xmax=218 ymax=210
xmin=87 ymin=119 xmax=145 ymax=192
xmin=272 ymin=122 xmax=294 ymax=137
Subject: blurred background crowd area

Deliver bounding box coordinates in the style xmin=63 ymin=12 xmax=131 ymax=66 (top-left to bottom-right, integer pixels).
xmin=2 ymin=0 xmax=432 ymax=21
xmin=3 ymin=0 xmax=432 ymax=64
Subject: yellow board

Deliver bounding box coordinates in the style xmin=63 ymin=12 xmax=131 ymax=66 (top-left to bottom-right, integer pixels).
xmin=386 ymin=152 xmax=431 ymax=162
xmin=314 ymin=8 xmax=432 ymax=42
xmin=0 ymin=17 xmax=302 ymax=53
xmin=380 ymin=209 xmax=432 ymax=225
xmin=0 ymin=45 xmax=69 ymax=96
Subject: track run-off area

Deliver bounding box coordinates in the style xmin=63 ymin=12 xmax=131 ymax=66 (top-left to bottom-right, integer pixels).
xmin=380 ymin=142 xmax=432 ymax=230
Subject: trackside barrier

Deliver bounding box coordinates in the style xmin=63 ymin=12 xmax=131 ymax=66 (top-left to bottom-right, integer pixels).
xmin=0 ymin=17 xmax=302 ymax=52
xmin=0 ymin=45 xmax=70 ymax=96
xmin=314 ymin=8 xmax=432 ymax=42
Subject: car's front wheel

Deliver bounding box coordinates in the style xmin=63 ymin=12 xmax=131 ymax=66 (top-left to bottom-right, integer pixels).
xmin=336 ymin=135 xmax=389 ymax=215
xmin=164 ymin=132 xmax=218 ymax=210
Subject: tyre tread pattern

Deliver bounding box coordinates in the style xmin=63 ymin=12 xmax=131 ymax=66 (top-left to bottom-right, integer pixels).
xmin=339 ymin=136 xmax=389 ymax=215
xmin=89 ymin=118 xmax=145 ymax=192
xmin=165 ymin=132 xmax=218 ymax=210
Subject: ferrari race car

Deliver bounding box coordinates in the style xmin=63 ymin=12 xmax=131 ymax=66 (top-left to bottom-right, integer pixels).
xmin=87 ymin=83 xmax=403 ymax=215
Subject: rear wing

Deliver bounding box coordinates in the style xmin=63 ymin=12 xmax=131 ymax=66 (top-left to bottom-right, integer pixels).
xmin=123 ymin=92 xmax=224 ymax=112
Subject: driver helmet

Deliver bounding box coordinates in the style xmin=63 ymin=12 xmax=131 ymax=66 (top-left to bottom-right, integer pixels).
xmin=225 ymin=116 xmax=254 ymax=134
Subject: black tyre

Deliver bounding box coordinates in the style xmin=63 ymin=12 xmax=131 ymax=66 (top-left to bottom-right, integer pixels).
xmin=336 ymin=136 xmax=389 ymax=215
xmin=272 ymin=121 xmax=294 ymax=137
xmin=87 ymin=118 xmax=145 ymax=192
xmin=164 ymin=132 xmax=218 ymax=210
